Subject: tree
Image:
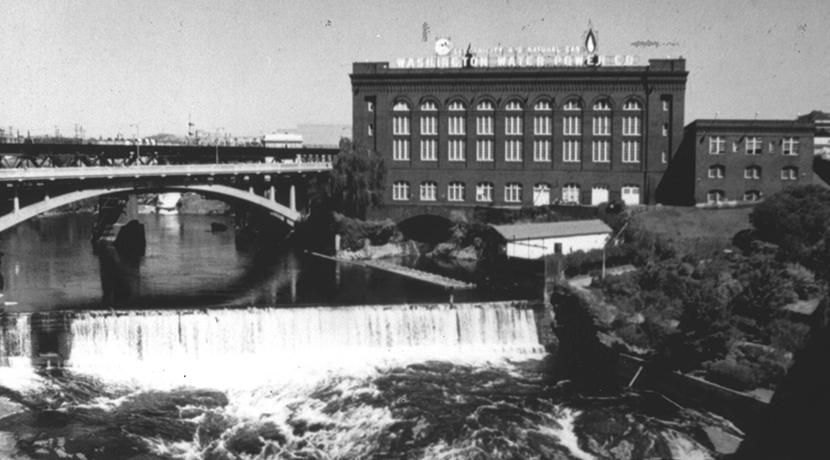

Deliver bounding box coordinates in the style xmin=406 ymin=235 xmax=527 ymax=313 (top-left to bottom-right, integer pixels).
xmin=749 ymin=185 xmax=830 ymax=263
xmin=311 ymin=138 xmax=386 ymax=220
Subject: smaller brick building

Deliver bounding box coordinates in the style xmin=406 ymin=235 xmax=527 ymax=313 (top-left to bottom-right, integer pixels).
xmin=658 ymin=119 xmax=814 ymax=206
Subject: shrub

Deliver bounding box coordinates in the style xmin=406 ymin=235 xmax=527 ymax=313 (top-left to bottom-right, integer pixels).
xmin=705 ymin=359 xmax=760 ymax=392
xmin=766 ymin=319 xmax=811 ymax=353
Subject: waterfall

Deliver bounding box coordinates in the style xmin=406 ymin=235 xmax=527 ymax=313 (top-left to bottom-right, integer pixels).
xmin=61 ymin=303 xmax=542 ymax=388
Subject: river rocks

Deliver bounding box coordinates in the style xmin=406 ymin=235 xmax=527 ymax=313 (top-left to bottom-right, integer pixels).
xmin=337 ymin=239 xmax=420 ymax=260
xmin=224 ymin=422 xmax=286 ymax=456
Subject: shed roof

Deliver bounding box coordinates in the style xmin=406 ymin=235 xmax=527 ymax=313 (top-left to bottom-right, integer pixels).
xmin=492 ymin=219 xmax=612 ymax=241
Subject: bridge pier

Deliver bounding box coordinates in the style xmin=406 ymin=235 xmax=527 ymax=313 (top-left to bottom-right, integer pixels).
xmin=269 ymin=185 xmax=276 ymax=202
xmin=290 ymin=184 xmax=296 ymax=211
xmin=13 ymin=195 xmax=19 ymax=213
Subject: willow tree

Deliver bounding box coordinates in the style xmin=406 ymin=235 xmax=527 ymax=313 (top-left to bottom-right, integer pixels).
xmin=312 ymin=138 xmax=386 ymax=220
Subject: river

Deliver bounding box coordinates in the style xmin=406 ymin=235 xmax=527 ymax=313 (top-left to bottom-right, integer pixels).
xmin=0 ymin=213 xmax=728 ymax=459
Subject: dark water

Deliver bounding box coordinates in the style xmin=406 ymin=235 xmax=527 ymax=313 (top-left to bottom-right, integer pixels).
xmin=0 ymin=214 xmax=736 ymax=459
xmin=0 ymin=213 xmax=506 ymax=313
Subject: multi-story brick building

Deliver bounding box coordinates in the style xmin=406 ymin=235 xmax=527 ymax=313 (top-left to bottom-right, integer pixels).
xmin=350 ymin=58 xmax=688 ymax=212
xmin=660 ymin=119 xmax=814 ymax=205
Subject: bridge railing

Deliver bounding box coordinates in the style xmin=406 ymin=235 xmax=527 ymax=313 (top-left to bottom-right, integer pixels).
xmin=0 ymin=161 xmax=333 ymax=182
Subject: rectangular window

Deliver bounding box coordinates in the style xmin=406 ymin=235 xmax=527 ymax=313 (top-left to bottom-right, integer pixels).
xmin=709 ymin=136 xmax=725 ymax=154
xmin=533 ymin=139 xmax=551 ymax=162
xmin=592 ymin=140 xmax=610 ymax=163
xmin=563 ymin=116 xmax=581 ymax=135
xmin=592 ymin=116 xmax=610 ymax=136
xmin=367 ymin=123 xmax=374 ymax=136
xmin=563 ymin=140 xmax=581 ymax=162
xmin=662 ymin=97 xmax=670 ymax=111
xmin=421 ymin=116 xmax=437 ymax=135
xmin=477 ymin=116 xmax=493 ymax=135
xmin=622 ymin=116 xmax=641 ymax=136
xmin=448 ymin=116 xmax=465 ymax=135
xmin=393 ymin=116 xmax=410 ymax=135
xmin=392 ymin=139 xmax=410 ymax=161
xmin=783 ymin=137 xmax=800 ymax=155
xmin=420 ymin=139 xmax=437 ymax=161
xmin=533 ymin=116 xmax=552 ymax=135
xmin=662 ymin=124 xmax=669 ymax=137
xmin=448 ymin=139 xmax=465 ymax=161
xmin=476 ymin=139 xmax=493 ymax=161
xmin=745 ymin=137 xmax=762 ymax=155
xmin=505 ymin=116 xmax=522 ymax=135
xmin=622 ymin=140 xmax=640 ymax=163
xmin=505 ymin=139 xmax=522 ymax=162
xmin=661 ymin=151 xmax=668 ymax=164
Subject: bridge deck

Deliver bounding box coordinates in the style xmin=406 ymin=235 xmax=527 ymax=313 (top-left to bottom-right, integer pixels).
xmin=0 ymin=161 xmax=331 ymax=182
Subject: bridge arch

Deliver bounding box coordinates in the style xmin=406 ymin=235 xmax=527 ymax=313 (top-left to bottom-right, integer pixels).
xmin=0 ymin=184 xmax=301 ymax=233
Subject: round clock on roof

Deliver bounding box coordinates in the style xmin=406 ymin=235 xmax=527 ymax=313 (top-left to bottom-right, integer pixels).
xmin=434 ymin=38 xmax=452 ymax=56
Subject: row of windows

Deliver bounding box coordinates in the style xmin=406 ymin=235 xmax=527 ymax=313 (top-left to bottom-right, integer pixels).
xmin=707 ymin=165 xmax=800 ymax=180
xmin=708 ymin=136 xmax=801 ymax=155
xmin=391 ymin=139 xmax=642 ymax=163
xmin=707 ymin=190 xmax=764 ymax=204
xmin=391 ymin=181 xmax=641 ymax=205
xmin=390 ymin=99 xmax=644 ymax=113
xmin=391 ymin=114 xmax=642 ymax=136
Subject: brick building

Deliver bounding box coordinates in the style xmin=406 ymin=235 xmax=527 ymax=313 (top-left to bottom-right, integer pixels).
xmin=350 ymin=58 xmax=688 ymax=212
xmin=660 ymin=119 xmax=814 ymax=205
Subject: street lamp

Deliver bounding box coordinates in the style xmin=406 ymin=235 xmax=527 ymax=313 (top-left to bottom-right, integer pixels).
xmin=130 ymin=123 xmax=140 ymax=165
xmin=214 ymin=127 xmax=224 ymax=164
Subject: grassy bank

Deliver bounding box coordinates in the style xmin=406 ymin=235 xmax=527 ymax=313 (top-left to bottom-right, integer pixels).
xmin=628 ymin=205 xmax=753 ymax=256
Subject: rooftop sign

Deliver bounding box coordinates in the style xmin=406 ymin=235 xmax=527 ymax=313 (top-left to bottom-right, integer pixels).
xmin=392 ymin=25 xmax=639 ymax=69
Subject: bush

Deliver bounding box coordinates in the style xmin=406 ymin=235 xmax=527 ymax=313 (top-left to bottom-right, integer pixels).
xmin=705 ymin=359 xmax=760 ymax=391
xmin=766 ymin=319 xmax=811 ymax=353
xmin=564 ymin=245 xmax=636 ymax=277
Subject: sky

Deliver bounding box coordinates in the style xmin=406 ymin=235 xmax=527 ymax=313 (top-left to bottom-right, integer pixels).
xmin=0 ymin=0 xmax=828 ymax=139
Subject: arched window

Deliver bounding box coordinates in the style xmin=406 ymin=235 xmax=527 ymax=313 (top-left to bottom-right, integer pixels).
xmin=708 ymin=165 xmax=725 ymax=179
xmin=476 ymin=182 xmax=494 ymax=202
xmin=504 ymin=182 xmax=522 ymax=203
xmin=392 ymin=101 xmax=411 ymax=161
xmin=744 ymin=166 xmax=761 ymax=179
xmin=420 ymin=101 xmax=438 ymax=161
xmin=534 ymin=99 xmax=552 ymax=111
xmin=505 ymin=100 xmax=523 ymax=111
xmin=419 ymin=181 xmax=437 ymax=201
xmin=563 ymin=99 xmax=582 ymax=111
xmin=743 ymin=190 xmax=762 ymax=202
xmin=562 ymin=184 xmax=581 ymax=203
xmin=533 ymin=183 xmax=551 ymax=206
xmin=447 ymin=182 xmax=465 ymax=202
xmin=781 ymin=166 xmax=799 ymax=180
xmin=563 ymin=99 xmax=582 ymax=136
xmin=623 ymin=100 xmax=642 ymax=111
xmin=476 ymin=101 xmax=494 ymax=162
xmin=591 ymin=186 xmax=609 ymax=205
xmin=392 ymin=181 xmax=410 ymax=201
xmin=505 ymin=100 xmax=523 ymax=135
xmin=707 ymin=190 xmax=725 ymax=204
xmin=448 ymin=101 xmax=466 ymax=136
xmin=593 ymin=99 xmax=612 ymax=111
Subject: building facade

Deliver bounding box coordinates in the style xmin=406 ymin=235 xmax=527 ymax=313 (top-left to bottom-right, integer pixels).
xmin=661 ymin=120 xmax=814 ymax=205
xmin=350 ymin=59 xmax=687 ymax=212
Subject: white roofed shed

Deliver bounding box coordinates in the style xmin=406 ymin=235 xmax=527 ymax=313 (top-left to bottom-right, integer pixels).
xmin=492 ymin=219 xmax=613 ymax=259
